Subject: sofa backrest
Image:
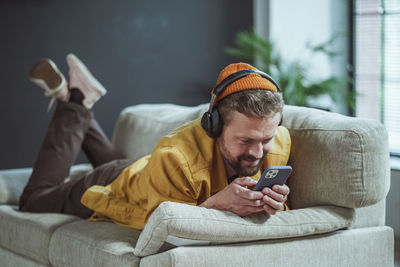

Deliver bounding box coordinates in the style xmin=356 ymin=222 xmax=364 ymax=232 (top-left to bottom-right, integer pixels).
xmin=111 ymin=104 xmax=390 ymax=209
xmin=112 ymin=103 xmax=209 ymax=161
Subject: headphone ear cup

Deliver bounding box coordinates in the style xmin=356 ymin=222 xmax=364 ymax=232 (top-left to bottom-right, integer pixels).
xmin=210 ymin=108 xmax=223 ymax=138
xmin=201 ymin=109 xmax=223 ymax=138
xmin=201 ymin=111 xmax=213 ymax=137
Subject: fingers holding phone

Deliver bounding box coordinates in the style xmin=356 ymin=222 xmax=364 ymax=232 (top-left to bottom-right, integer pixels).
xmin=253 ymin=166 xmax=292 ymax=215
xmin=253 ymin=166 xmax=292 ymax=191
xmin=200 ymin=167 xmax=291 ymax=216
xmin=199 ymin=176 xmax=265 ymax=216
xmin=262 ymin=184 xmax=290 ymax=214
xmin=262 ymin=184 xmax=289 ymax=203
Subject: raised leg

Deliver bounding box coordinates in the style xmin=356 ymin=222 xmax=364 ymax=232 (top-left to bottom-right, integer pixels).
xmin=82 ymin=117 xmax=125 ymax=168
xmin=19 ymin=55 xmax=127 ymax=217
xmin=19 ymin=101 xmax=134 ymax=218
xmin=19 ymin=101 xmax=91 ymax=213
xmin=68 ymin=86 xmax=123 ymax=167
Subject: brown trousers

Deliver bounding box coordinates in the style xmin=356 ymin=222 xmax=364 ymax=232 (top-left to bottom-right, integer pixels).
xmin=19 ymin=101 xmax=134 ymax=218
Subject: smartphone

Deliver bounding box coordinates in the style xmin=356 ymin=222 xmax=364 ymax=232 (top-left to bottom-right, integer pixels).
xmin=253 ymin=166 xmax=292 ymax=191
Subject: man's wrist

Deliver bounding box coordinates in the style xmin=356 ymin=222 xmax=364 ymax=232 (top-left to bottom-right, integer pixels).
xmin=200 ymin=194 xmax=227 ymax=211
xmin=199 ymin=196 xmax=216 ymax=209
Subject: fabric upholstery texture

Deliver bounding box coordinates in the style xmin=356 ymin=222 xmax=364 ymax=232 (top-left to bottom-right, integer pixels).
xmin=0 ymin=205 xmax=79 ymax=265
xmin=49 ymin=220 xmax=140 ymax=267
xmin=0 ymin=168 xmax=32 ymax=205
xmin=351 ymin=199 xmax=386 ymax=229
xmin=282 ymin=105 xmax=390 ymax=209
xmin=134 ymin=201 xmax=354 ymax=257
xmin=140 ymin=226 xmax=394 ymax=267
xmin=0 ymin=246 xmax=48 ymax=267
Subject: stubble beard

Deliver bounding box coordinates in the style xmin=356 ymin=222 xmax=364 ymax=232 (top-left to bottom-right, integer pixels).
xmin=219 ymin=138 xmax=266 ymax=177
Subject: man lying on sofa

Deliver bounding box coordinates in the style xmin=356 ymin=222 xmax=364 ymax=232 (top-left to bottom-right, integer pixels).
xmin=19 ymin=54 xmax=291 ymax=230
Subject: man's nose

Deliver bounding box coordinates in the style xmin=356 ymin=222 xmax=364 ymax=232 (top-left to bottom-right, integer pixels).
xmin=248 ymin=143 xmax=263 ymax=159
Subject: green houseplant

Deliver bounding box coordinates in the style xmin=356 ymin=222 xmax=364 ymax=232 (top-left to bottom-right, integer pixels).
xmin=224 ymin=30 xmax=354 ymax=110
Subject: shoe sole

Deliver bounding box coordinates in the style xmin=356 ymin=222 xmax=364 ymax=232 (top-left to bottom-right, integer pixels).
xmin=29 ymin=58 xmax=64 ymax=91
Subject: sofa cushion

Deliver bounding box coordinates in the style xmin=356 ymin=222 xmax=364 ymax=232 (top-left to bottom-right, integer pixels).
xmin=133 ymin=201 xmax=354 ymax=257
xmin=49 ymin=220 xmax=141 ymax=267
xmin=283 ymin=105 xmax=390 ymax=209
xmin=0 ymin=246 xmax=49 ymax=267
xmin=111 ymin=103 xmax=208 ymax=160
xmin=140 ymin=226 xmax=394 ymax=267
xmin=0 ymin=205 xmax=80 ymax=265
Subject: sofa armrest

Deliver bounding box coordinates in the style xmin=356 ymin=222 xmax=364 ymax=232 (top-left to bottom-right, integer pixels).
xmin=0 ymin=168 xmax=32 ymax=205
xmin=133 ymin=201 xmax=354 ymax=257
xmin=282 ymin=105 xmax=390 ymax=209
xmin=0 ymin=163 xmax=93 ymax=205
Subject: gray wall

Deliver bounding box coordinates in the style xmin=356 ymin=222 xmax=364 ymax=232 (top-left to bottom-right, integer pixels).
xmin=386 ymin=169 xmax=400 ymax=239
xmin=0 ymin=0 xmax=253 ymax=169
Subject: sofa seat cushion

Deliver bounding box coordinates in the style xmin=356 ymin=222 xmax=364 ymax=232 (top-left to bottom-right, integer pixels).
xmin=49 ymin=220 xmax=141 ymax=267
xmin=0 ymin=205 xmax=80 ymax=265
xmin=140 ymin=226 xmax=394 ymax=267
xmin=0 ymin=246 xmax=49 ymax=267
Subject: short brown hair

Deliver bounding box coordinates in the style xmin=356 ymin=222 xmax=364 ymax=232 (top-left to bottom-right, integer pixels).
xmin=217 ymin=89 xmax=284 ymax=125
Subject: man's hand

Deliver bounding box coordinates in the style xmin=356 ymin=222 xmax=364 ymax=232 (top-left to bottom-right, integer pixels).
xmin=261 ymin=184 xmax=290 ymax=215
xmin=200 ymin=177 xmax=265 ymax=216
xmin=200 ymin=177 xmax=290 ymax=216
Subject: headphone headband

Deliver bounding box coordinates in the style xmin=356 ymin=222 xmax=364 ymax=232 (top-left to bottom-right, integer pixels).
xmin=214 ymin=69 xmax=280 ymax=95
xmin=202 ymin=68 xmax=282 ymax=138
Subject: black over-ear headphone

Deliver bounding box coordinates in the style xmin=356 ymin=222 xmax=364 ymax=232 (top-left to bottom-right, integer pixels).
xmin=201 ymin=69 xmax=282 ymax=138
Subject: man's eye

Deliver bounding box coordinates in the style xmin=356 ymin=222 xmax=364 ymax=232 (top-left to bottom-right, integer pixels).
xmin=262 ymin=139 xmax=273 ymax=145
xmin=240 ymin=139 xmax=251 ymax=144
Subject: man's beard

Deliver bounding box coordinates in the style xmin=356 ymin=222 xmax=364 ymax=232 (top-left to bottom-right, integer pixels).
xmin=219 ymin=139 xmax=266 ymax=177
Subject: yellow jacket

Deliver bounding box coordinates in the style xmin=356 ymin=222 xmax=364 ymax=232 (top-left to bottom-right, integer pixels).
xmin=81 ymin=118 xmax=291 ymax=230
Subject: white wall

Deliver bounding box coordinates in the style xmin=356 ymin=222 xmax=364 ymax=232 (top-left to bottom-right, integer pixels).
xmin=261 ymin=0 xmax=399 ymax=240
xmin=268 ymin=0 xmax=350 ymax=114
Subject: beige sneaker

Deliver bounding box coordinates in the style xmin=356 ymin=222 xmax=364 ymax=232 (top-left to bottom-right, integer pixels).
xmin=66 ymin=53 xmax=107 ymax=109
xmin=29 ymin=58 xmax=69 ymax=110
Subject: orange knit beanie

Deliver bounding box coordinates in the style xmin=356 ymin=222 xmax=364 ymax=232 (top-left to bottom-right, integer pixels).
xmin=211 ymin=63 xmax=279 ymax=103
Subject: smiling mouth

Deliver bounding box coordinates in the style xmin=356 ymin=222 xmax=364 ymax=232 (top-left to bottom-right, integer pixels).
xmin=242 ymin=158 xmax=260 ymax=166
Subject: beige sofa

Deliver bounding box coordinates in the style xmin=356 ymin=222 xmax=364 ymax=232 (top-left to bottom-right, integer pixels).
xmin=0 ymin=103 xmax=394 ymax=267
